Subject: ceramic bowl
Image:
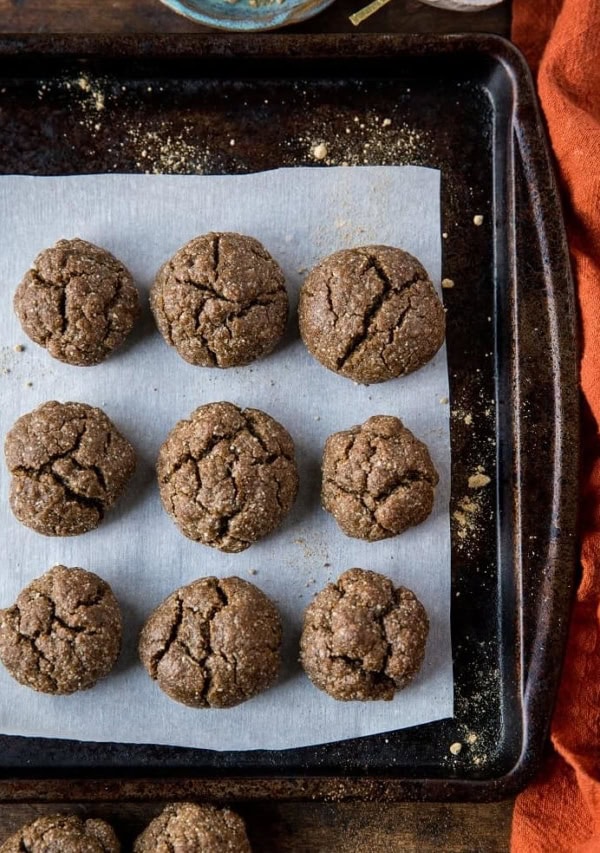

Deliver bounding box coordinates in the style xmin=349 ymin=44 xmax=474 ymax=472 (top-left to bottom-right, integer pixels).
xmin=160 ymin=0 xmax=337 ymax=31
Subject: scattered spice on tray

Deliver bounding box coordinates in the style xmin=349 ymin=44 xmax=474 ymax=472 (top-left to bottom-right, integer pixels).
xmin=453 ymin=495 xmax=481 ymax=542
xmin=311 ymin=142 xmax=328 ymax=160
xmin=468 ymin=471 xmax=491 ymax=489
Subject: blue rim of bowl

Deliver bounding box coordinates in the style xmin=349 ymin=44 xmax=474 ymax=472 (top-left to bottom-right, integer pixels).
xmin=160 ymin=0 xmax=338 ymax=31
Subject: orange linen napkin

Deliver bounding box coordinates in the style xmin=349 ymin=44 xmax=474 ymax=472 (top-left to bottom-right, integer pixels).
xmin=511 ymin=2 xmax=600 ymax=852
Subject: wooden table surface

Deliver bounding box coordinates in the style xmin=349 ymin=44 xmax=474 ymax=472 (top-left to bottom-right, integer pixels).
xmin=0 ymin=1 xmax=515 ymax=850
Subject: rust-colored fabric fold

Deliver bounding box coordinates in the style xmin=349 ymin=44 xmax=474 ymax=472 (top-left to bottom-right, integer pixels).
xmin=511 ymin=2 xmax=600 ymax=851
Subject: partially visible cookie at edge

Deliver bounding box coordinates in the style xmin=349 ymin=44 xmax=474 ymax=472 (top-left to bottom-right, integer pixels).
xmin=14 ymin=238 xmax=140 ymax=366
xmin=300 ymin=568 xmax=429 ymax=701
xmin=133 ymin=802 xmax=251 ymax=853
xmin=151 ymin=232 xmax=288 ymax=368
xmin=4 ymin=400 xmax=136 ymax=536
xmin=299 ymin=245 xmax=445 ymax=384
xmin=0 ymin=813 xmax=121 ymax=853
xmin=139 ymin=576 xmax=282 ymax=709
xmin=0 ymin=565 xmax=122 ymax=695
xmin=322 ymin=415 xmax=439 ymax=541
xmin=157 ymin=401 xmax=298 ymax=553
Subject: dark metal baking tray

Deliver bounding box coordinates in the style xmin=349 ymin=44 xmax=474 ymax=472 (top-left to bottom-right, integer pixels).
xmin=0 ymin=33 xmax=577 ymax=802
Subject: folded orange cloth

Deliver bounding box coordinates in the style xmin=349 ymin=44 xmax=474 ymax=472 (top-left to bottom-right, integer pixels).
xmin=511 ymin=2 xmax=600 ymax=852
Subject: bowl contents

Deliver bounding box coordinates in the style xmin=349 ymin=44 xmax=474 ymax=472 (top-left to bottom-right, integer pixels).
xmin=151 ymin=232 xmax=288 ymax=368
xmin=322 ymin=415 xmax=439 ymax=541
xmin=4 ymin=400 xmax=136 ymax=536
xmin=14 ymin=238 xmax=140 ymax=367
xmin=299 ymin=245 xmax=445 ymax=384
xmin=157 ymin=401 xmax=298 ymax=553
xmin=0 ymin=565 xmax=122 ymax=695
xmin=139 ymin=576 xmax=282 ymax=709
xmin=134 ymin=802 xmax=250 ymax=852
xmin=300 ymin=568 xmax=429 ymax=701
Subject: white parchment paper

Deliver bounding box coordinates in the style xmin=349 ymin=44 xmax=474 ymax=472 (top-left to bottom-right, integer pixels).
xmin=0 ymin=167 xmax=452 ymax=751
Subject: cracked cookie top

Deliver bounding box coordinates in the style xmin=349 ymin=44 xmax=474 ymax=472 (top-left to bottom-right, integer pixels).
xmin=157 ymin=401 xmax=298 ymax=553
xmin=150 ymin=232 xmax=288 ymax=368
xmin=14 ymin=238 xmax=140 ymax=366
xmin=0 ymin=814 xmax=120 ymax=853
xmin=322 ymin=415 xmax=439 ymax=541
xmin=0 ymin=565 xmax=122 ymax=695
xmin=133 ymin=802 xmax=251 ymax=853
xmin=139 ymin=576 xmax=282 ymax=709
xmin=298 ymin=245 xmax=445 ymax=384
xmin=300 ymin=568 xmax=429 ymax=701
xmin=4 ymin=400 xmax=136 ymax=537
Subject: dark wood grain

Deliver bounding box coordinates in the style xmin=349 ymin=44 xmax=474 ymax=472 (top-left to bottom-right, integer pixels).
xmin=0 ymin=3 xmax=516 ymax=850
xmin=0 ymin=801 xmax=513 ymax=851
xmin=0 ymin=0 xmax=510 ymax=35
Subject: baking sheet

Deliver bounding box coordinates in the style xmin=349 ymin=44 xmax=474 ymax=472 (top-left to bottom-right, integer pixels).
xmin=0 ymin=167 xmax=451 ymax=751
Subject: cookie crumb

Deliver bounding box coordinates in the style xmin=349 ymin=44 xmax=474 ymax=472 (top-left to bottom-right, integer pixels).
xmin=468 ymin=472 xmax=491 ymax=489
xmin=230 ymin=138 xmax=236 ymax=147
xmin=442 ymin=232 xmax=448 ymax=239
xmin=473 ymin=214 xmax=484 ymax=226
xmin=449 ymin=742 xmax=463 ymax=756
xmin=466 ymin=732 xmax=478 ymax=745
xmin=382 ymin=118 xmax=392 ymax=127
xmin=248 ymin=568 xmax=258 ymax=576
xmin=439 ymin=396 xmax=449 ymax=405
xmin=441 ymin=278 xmax=455 ymax=289
xmin=25 ymin=381 xmax=33 ymax=387
xmin=312 ymin=142 xmax=328 ymax=160
xmin=464 ymin=413 xmax=473 ymax=426
xmin=13 ymin=343 xmax=24 ymax=352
